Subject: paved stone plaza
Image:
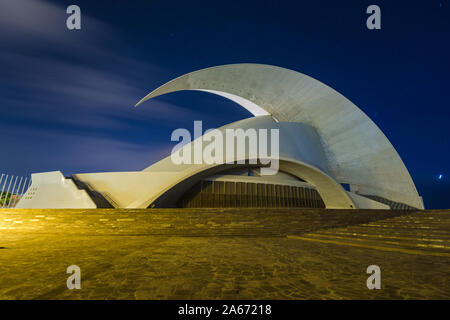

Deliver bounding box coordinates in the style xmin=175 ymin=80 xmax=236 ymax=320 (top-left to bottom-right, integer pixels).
xmin=0 ymin=209 xmax=449 ymax=299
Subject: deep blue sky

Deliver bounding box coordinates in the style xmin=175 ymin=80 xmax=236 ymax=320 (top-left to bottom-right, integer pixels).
xmin=0 ymin=0 xmax=449 ymax=208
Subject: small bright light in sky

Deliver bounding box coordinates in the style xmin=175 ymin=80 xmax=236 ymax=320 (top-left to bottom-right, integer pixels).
xmin=438 ymin=174 xmax=443 ymax=180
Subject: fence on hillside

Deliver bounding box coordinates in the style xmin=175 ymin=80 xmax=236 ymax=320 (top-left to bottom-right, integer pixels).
xmin=0 ymin=173 xmax=32 ymax=208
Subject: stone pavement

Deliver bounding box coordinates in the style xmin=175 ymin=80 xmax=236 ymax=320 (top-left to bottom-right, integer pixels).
xmin=0 ymin=208 xmax=449 ymax=299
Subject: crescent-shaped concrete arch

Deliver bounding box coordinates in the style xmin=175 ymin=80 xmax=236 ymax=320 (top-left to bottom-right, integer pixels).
xmin=130 ymin=157 xmax=356 ymax=209
xmin=136 ymin=64 xmax=423 ymax=209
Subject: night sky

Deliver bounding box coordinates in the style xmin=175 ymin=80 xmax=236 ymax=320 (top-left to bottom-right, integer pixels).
xmin=0 ymin=0 xmax=449 ymax=208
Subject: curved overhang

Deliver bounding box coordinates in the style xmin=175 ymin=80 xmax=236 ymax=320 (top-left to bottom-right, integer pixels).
xmin=129 ymin=115 xmax=355 ymax=209
xmin=197 ymin=89 xmax=270 ymax=117
xmin=130 ymin=157 xmax=356 ymax=209
xmin=136 ymin=63 xmax=424 ymax=209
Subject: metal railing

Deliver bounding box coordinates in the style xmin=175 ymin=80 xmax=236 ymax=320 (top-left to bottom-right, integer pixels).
xmin=0 ymin=173 xmax=32 ymax=208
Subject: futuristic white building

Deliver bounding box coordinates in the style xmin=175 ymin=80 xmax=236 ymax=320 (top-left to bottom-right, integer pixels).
xmin=16 ymin=64 xmax=424 ymax=210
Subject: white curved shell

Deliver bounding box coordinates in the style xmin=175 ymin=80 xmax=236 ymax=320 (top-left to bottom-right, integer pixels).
xmin=137 ymin=63 xmax=423 ymax=209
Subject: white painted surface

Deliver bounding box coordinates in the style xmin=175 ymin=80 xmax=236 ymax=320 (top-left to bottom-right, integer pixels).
xmin=139 ymin=116 xmax=356 ymax=209
xmin=73 ymin=171 xmax=181 ymax=208
xmin=20 ymin=116 xmax=388 ymax=209
xmin=346 ymin=191 xmax=390 ymax=210
xmin=15 ymin=171 xmax=96 ymax=209
xmin=16 ymin=65 xmax=420 ymax=210
xmin=206 ymin=174 xmax=317 ymax=189
xmin=197 ymin=89 xmax=270 ymax=116
xmin=136 ymin=64 xmax=423 ymax=209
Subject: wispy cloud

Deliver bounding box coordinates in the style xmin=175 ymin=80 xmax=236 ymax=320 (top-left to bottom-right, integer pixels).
xmin=0 ymin=0 xmax=200 ymax=174
xmin=0 ymin=121 xmax=173 ymax=174
xmin=0 ymin=0 xmax=112 ymax=52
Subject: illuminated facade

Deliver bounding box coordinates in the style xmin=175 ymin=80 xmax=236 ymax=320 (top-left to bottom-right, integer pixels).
xmin=16 ymin=64 xmax=423 ymax=210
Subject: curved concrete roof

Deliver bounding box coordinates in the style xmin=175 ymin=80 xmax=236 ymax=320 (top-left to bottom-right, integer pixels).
xmin=136 ymin=115 xmax=356 ymax=209
xmin=136 ymin=64 xmax=423 ymax=209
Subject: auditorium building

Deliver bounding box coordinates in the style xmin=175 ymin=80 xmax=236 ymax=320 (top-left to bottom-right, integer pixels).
xmin=16 ymin=64 xmax=424 ymax=210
